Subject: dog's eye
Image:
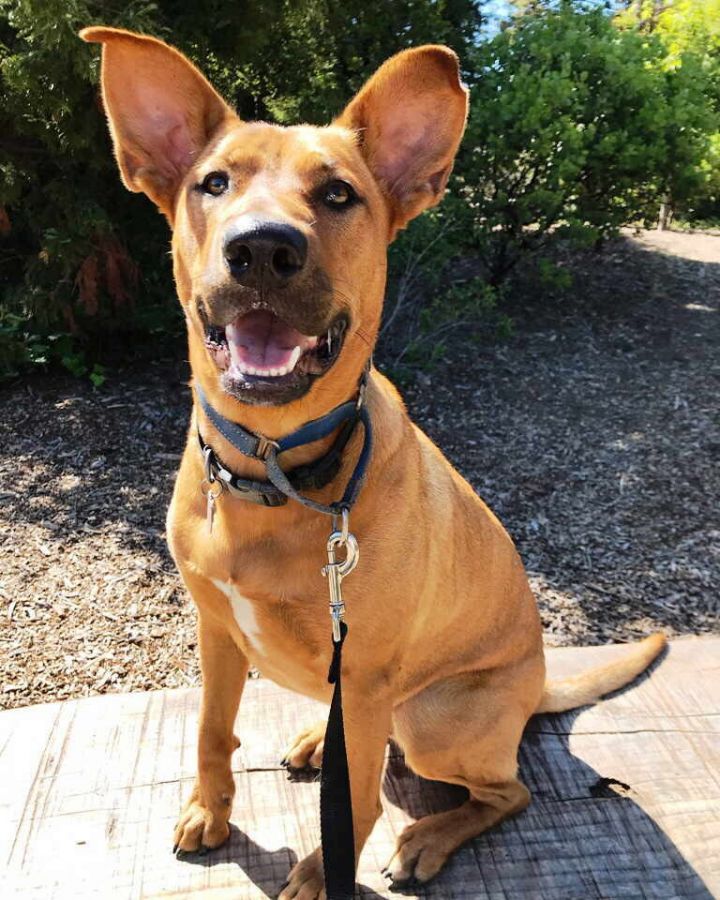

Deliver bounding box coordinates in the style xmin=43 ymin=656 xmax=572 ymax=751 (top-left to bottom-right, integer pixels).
xmin=201 ymin=172 xmax=229 ymax=196
xmin=323 ymin=180 xmax=356 ymax=209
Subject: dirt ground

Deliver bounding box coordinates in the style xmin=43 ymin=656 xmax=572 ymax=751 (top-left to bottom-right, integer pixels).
xmin=1 ymin=228 xmax=718 ymax=709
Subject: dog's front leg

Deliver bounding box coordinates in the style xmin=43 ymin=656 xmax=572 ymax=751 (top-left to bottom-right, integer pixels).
xmin=280 ymin=690 xmax=392 ymax=900
xmin=174 ymin=599 xmax=248 ymax=853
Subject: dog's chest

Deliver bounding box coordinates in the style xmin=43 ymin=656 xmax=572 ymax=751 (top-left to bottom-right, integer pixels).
xmin=211 ymin=578 xmax=266 ymax=654
xmin=207 ymin=573 xmax=331 ymax=698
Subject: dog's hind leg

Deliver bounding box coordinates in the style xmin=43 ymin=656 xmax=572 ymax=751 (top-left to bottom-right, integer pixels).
xmin=173 ymin=573 xmax=249 ymax=852
xmin=386 ymin=657 xmax=543 ymax=885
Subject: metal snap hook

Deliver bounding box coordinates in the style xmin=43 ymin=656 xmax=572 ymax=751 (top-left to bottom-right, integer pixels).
xmin=323 ymin=525 xmax=359 ymax=642
xmin=325 ymin=531 xmax=359 ymax=578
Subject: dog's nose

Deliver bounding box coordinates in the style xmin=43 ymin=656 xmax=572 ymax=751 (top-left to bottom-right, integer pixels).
xmin=223 ymin=221 xmax=307 ymax=286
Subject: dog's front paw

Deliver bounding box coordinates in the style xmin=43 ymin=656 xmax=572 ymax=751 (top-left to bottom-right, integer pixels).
xmin=173 ymin=784 xmax=232 ymax=853
xmin=281 ymin=721 xmax=325 ymax=770
xmin=278 ymin=847 xmax=325 ymax=899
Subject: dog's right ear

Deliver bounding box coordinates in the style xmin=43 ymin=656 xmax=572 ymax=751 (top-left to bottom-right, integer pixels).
xmin=80 ymin=27 xmax=237 ymax=215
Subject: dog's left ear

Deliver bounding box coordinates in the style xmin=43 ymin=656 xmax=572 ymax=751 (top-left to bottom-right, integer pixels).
xmin=336 ymin=45 xmax=468 ymax=234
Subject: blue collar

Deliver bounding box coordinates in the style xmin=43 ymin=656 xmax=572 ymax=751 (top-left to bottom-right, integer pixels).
xmin=194 ymin=372 xmax=372 ymax=517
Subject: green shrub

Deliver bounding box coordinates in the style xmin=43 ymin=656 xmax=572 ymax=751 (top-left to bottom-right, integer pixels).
xmin=453 ymin=2 xmax=717 ymax=284
xmin=380 ymin=195 xmax=514 ymax=378
xmin=651 ymin=0 xmax=720 ymax=221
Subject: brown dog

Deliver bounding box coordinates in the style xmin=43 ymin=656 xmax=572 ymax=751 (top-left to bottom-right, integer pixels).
xmin=81 ymin=27 xmax=666 ymax=898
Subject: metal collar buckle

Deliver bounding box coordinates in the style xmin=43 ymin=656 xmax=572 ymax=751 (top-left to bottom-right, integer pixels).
xmin=254 ymin=435 xmax=280 ymax=461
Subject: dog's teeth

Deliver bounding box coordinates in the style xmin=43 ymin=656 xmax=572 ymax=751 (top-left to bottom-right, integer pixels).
xmin=237 ymin=351 xmax=304 ymax=378
xmin=327 ymin=329 xmax=332 ymax=355
xmin=288 ymin=346 xmax=302 ymax=371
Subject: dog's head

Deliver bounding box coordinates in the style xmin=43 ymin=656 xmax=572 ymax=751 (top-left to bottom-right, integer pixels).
xmin=81 ymin=27 xmax=468 ymax=412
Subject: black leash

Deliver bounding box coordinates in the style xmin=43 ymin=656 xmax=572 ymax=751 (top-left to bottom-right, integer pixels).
xmin=320 ymin=621 xmax=355 ymax=900
xmin=194 ymin=376 xmax=370 ymax=899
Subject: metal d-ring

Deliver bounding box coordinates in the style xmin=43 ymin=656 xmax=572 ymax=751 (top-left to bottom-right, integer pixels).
xmin=202 ymin=445 xmax=216 ymax=483
xmin=332 ymin=506 xmax=350 ymax=545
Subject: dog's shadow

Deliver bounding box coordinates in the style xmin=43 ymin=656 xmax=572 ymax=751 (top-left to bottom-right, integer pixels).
xmin=381 ymin=650 xmax=713 ymax=899
xmin=177 ymin=826 xmax=295 ymax=897
xmin=178 ymin=824 xmax=386 ymax=899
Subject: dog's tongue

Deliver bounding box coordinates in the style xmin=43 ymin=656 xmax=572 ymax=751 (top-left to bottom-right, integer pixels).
xmin=226 ymin=310 xmax=317 ymax=374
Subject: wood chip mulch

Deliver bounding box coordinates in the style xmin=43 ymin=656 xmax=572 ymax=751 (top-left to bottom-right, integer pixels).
xmin=1 ymin=229 xmax=718 ymax=709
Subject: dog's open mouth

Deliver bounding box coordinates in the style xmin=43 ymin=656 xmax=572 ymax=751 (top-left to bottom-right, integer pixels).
xmin=204 ymin=309 xmax=348 ymax=403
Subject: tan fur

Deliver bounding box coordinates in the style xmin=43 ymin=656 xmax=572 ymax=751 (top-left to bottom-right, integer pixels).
xmin=82 ymin=26 xmax=666 ymax=897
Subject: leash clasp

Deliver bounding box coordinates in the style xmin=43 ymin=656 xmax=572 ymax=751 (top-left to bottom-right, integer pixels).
xmin=322 ymin=521 xmax=359 ymax=643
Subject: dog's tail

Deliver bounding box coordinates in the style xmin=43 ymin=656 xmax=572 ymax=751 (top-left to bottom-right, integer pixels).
xmin=536 ymin=633 xmax=667 ymax=714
